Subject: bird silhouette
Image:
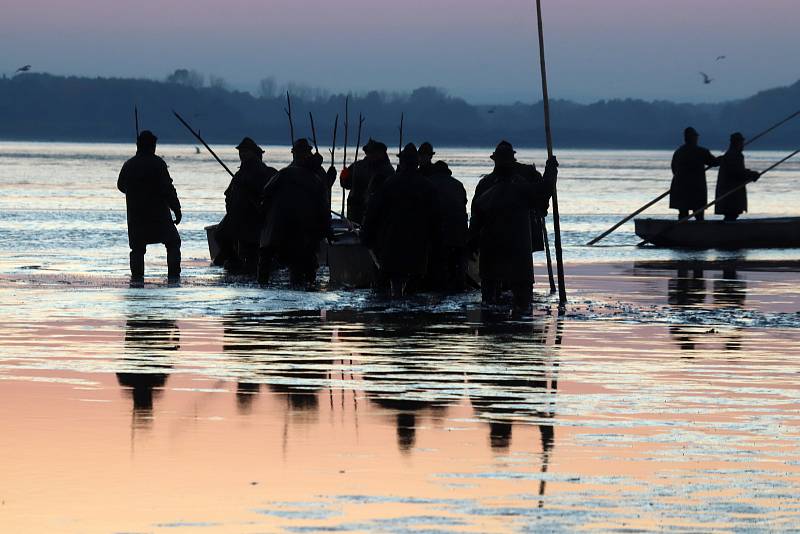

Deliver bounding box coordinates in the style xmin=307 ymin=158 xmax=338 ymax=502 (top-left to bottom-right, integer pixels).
xmin=15 ymin=65 xmax=31 ymax=74
xmin=487 ymin=108 xmax=496 ymax=114
xmin=194 ymin=146 xmax=201 ymax=154
xmin=715 ymin=55 xmax=726 ymax=61
xmin=699 ymin=72 xmax=713 ymax=84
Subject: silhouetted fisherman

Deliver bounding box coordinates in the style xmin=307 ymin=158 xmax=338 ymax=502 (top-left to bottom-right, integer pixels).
xmin=257 ymin=139 xmax=331 ymax=287
xmin=669 ymin=127 xmax=720 ymax=220
xmin=469 ymin=141 xmax=557 ymax=310
xmin=715 ymin=132 xmax=760 ymax=221
xmin=362 ymin=143 xmax=440 ymax=297
xmin=340 ymin=139 xmax=395 ymax=224
xmin=117 ymin=130 xmax=182 ymax=283
xmin=418 ymin=142 xmax=468 ymax=292
xmin=216 ymin=137 xmax=277 ymax=273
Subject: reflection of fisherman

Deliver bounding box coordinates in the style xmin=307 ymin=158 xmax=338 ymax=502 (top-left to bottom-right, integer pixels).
xmin=469 ymin=142 xmax=557 ymax=310
xmin=117 ymin=131 xmax=182 ymax=283
xmin=418 ymin=142 xmax=469 ymax=292
xmin=362 ymin=143 xmax=441 ymax=297
xmin=116 ymin=318 xmax=178 ymax=427
xmin=670 ymin=127 xmax=720 ymax=221
xmin=340 ymin=139 xmax=395 ymax=224
xmin=258 ymin=139 xmax=331 ymax=287
xmin=215 ymin=137 xmax=277 ymax=273
xmin=715 ymin=132 xmax=760 ymax=221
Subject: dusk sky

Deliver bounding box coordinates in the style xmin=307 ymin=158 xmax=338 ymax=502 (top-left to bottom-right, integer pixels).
xmin=2 ymin=0 xmax=797 ymax=103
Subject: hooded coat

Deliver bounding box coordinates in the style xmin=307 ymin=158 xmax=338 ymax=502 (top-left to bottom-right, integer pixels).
xmin=220 ymin=159 xmax=277 ymax=244
xmin=419 ymin=161 xmax=468 ymax=248
xmin=670 ymin=144 xmax=719 ymax=211
xmin=259 ymin=163 xmax=331 ymax=259
xmin=469 ymin=162 xmax=556 ymax=284
xmin=362 ymin=167 xmax=440 ymax=277
xmin=714 ymin=149 xmax=759 ymax=216
xmin=117 ymin=151 xmax=181 ymax=247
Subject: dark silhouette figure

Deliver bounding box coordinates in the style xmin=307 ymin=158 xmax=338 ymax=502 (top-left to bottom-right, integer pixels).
xmin=116 ymin=317 xmax=178 ymax=428
xmin=418 ymin=142 xmax=469 ymax=292
xmin=340 ymin=139 xmax=395 ymax=224
xmin=362 ymin=143 xmax=441 ymax=297
xmin=670 ymin=127 xmax=720 ymax=220
xmin=117 ymin=131 xmax=182 ymax=283
xmin=258 ymin=139 xmax=331 ymax=287
xmin=215 ymin=137 xmax=277 ymax=273
xmin=469 ymin=142 xmax=557 ymax=310
xmin=715 ymin=132 xmax=760 ymax=221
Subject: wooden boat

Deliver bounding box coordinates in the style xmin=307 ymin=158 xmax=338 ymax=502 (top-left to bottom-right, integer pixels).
xmin=635 ymin=217 xmax=800 ymax=249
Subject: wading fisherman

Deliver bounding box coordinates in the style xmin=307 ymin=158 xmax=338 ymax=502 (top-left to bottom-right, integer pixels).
xmin=257 ymin=139 xmax=331 ymax=287
xmin=362 ymin=143 xmax=440 ymax=297
xmin=117 ymin=130 xmax=182 ymax=284
xmin=418 ymin=142 xmax=468 ymax=292
xmin=715 ymin=132 xmax=760 ymax=221
xmin=340 ymin=139 xmax=395 ymax=224
xmin=469 ymin=141 xmax=557 ymax=310
xmin=670 ymin=127 xmax=720 ymax=220
xmin=215 ymin=137 xmax=277 ymax=273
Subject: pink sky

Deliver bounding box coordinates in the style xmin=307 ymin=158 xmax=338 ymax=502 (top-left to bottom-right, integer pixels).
xmin=2 ymin=0 xmax=797 ymax=103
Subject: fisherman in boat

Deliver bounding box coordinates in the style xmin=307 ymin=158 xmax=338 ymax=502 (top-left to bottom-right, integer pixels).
xmin=340 ymin=139 xmax=395 ymax=224
xmin=215 ymin=137 xmax=277 ymax=273
xmin=715 ymin=132 xmax=760 ymax=221
xmin=257 ymin=138 xmax=331 ymax=287
xmin=117 ymin=130 xmax=182 ymax=284
xmin=469 ymin=141 xmax=558 ymax=310
xmin=362 ymin=143 xmax=440 ymax=297
xmin=669 ymin=127 xmax=720 ymax=221
xmin=417 ymin=142 xmax=469 ymax=292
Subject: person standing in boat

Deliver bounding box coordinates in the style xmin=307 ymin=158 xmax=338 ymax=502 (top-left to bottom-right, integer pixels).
xmin=669 ymin=127 xmax=720 ymax=220
xmin=418 ymin=142 xmax=469 ymax=292
xmin=715 ymin=132 xmax=760 ymax=221
xmin=468 ymin=141 xmax=557 ymax=310
xmin=215 ymin=137 xmax=277 ymax=273
xmin=257 ymin=139 xmax=331 ymax=287
xmin=117 ymin=130 xmax=182 ymax=284
xmin=362 ymin=143 xmax=440 ymax=297
xmin=340 ymin=139 xmax=395 ymax=224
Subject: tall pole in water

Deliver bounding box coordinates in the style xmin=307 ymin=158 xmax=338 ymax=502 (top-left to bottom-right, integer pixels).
xmin=134 ymin=105 xmax=140 ymax=138
xmin=536 ymin=0 xmax=567 ymax=307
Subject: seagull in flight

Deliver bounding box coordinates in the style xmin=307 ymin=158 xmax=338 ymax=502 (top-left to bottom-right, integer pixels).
xmin=699 ymin=72 xmax=714 ymax=85
xmin=15 ymin=65 xmax=32 ymax=73
xmin=715 ymin=55 xmax=726 ymax=61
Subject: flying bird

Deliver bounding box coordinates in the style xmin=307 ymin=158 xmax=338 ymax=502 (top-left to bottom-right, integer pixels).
xmin=715 ymin=55 xmax=726 ymax=61
xmin=699 ymin=72 xmax=713 ymax=85
xmin=15 ymin=65 xmax=32 ymax=73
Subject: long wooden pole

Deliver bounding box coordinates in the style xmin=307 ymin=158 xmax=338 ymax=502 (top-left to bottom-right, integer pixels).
xmin=536 ymin=0 xmax=567 ymax=307
xmin=172 ymin=110 xmax=235 ymax=177
xmin=284 ymin=92 xmax=295 ymax=147
xmin=134 ymin=105 xmax=140 ymax=138
xmin=329 ymin=114 xmax=339 ymax=169
xmin=353 ymin=114 xmax=365 ymax=165
xmin=638 ymin=148 xmax=800 ymax=246
xmin=587 ymin=107 xmax=800 ymax=246
xmin=341 ymin=96 xmax=349 ymax=215
xmin=309 ymin=112 xmax=319 ymax=154
xmin=540 ymin=217 xmax=556 ymax=293
xmin=398 ymin=113 xmax=404 ymax=156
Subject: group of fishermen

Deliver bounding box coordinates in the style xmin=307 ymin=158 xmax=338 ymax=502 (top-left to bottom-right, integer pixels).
xmin=118 ymin=130 xmax=557 ymax=309
xmin=669 ymin=128 xmax=760 ymax=221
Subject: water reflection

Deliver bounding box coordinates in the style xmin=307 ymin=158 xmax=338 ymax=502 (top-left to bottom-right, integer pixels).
xmin=116 ymin=317 xmax=179 ymax=429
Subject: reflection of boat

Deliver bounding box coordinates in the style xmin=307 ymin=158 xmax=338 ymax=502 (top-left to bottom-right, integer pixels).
xmin=634 ymin=217 xmax=800 ymax=249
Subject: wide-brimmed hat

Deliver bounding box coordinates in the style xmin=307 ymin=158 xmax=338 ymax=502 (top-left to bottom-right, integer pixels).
xmin=137 ymin=130 xmax=158 ymax=144
xmin=419 ymin=142 xmax=435 ymax=156
xmin=730 ymin=132 xmax=745 ymax=142
xmin=235 ymin=136 xmax=264 ymax=153
xmin=490 ymin=140 xmax=516 ymax=163
xmin=684 ymin=127 xmax=699 ymax=139
xmin=291 ymin=138 xmax=313 ymax=154
xmin=397 ymin=143 xmax=418 ymax=160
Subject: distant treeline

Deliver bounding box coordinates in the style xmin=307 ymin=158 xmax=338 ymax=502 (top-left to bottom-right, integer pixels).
xmin=1 ymin=71 xmax=799 ymax=149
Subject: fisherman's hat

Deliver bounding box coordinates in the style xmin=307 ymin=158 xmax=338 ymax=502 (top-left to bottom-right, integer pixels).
xmin=137 ymin=130 xmax=158 ymax=144
xmin=730 ymin=132 xmax=745 ymax=142
xmin=419 ymin=142 xmax=435 ymax=156
xmin=362 ymin=138 xmax=381 ymax=154
xmin=236 ymin=137 xmax=264 ymax=154
xmin=292 ymin=138 xmax=314 ymax=154
xmin=490 ymin=140 xmax=516 ymax=163
xmin=397 ymin=143 xmax=418 ymax=160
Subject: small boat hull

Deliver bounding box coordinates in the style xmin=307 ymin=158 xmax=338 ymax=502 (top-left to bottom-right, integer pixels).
xmin=635 ymin=217 xmax=800 ymax=249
